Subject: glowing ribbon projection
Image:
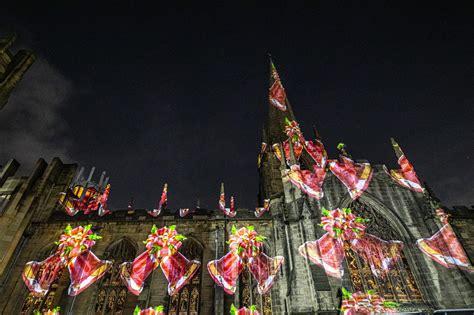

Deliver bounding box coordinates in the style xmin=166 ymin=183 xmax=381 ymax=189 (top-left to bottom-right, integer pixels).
xmin=254 ymin=199 xmax=270 ymax=218
xmin=269 ymin=61 xmax=287 ymax=111
xmin=304 ymin=139 xmax=327 ymax=168
xmin=120 ymin=225 xmax=200 ymax=296
xmin=299 ymin=208 xmax=403 ymax=279
xmin=179 ymin=208 xmax=190 ymax=217
xmin=208 ymin=226 xmax=284 ymax=295
xmin=230 ymin=304 xmax=260 ymax=315
xmin=33 ymin=307 xmax=61 ymax=315
xmin=329 ymin=155 xmax=373 ymax=200
xmin=148 ymin=183 xmax=168 ymax=217
xmin=58 ymin=184 xmax=111 ymax=216
xmin=274 ymin=119 xmax=329 ymax=199
xmin=383 ymin=138 xmax=424 ymax=192
xmin=340 ymin=288 xmax=399 ymax=315
xmin=133 ymin=305 xmax=165 ymax=315
xmin=282 ymin=119 xmax=304 ymax=161
xmin=257 ymin=142 xmax=267 ymax=168
xmin=286 ymin=164 xmax=327 ymax=200
xmin=273 ymin=119 xmax=305 ymax=164
xmin=22 ymin=225 xmax=111 ymax=297
xmin=219 ymin=183 xmax=236 ymax=217
xmin=417 ymin=208 xmax=474 ymax=272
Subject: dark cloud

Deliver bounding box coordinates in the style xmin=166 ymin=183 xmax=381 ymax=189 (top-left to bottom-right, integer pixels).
xmin=0 ymin=58 xmax=75 ymax=170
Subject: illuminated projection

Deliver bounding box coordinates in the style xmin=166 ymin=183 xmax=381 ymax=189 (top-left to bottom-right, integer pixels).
xmin=219 ymin=183 xmax=236 ymax=217
xmin=120 ymin=225 xmax=201 ymax=296
xmin=383 ymin=138 xmax=424 ymax=192
xmin=417 ymin=208 xmax=474 ymax=272
xmin=299 ymin=208 xmax=403 ymax=279
xmin=58 ymin=168 xmax=111 ymax=216
xmin=133 ymin=305 xmax=165 ymax=315
xmin=230 ymin=304 xmax=260 ymax=315
xmin=148 ymin=183 xmax=168 ymax=217
xmin=268 ymin=61 xmax=287 ymax=111
xmin=257 ymin=142 xmax=267 ymax=169
xmin=207 ymin=226 xmax=284 ymax=295
xmin=274 ymin=119 xmax=329 ymax=199
xmin=254 ymin=199 xmax=270 ymax=217
xmin=33 ymin=306 xmax=61 ymax=315
xmin=328 ymin=147 xmax=373 ymax=200
xmin=340 ymin=288 xmax=399 ymax=314
xmin=22 ymin=225 xmax=111 ymax=297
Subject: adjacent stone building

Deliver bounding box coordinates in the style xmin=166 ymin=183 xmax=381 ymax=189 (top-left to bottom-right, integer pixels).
xmin=0 ymin=62 xmax=472 ymax=314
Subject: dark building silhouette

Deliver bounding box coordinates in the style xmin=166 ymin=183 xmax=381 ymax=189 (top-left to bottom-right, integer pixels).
xmin=0 ymin=33 xmax=35 ymax=110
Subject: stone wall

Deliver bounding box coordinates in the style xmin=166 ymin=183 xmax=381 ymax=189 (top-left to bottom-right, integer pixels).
xmin=0 ymin=208 xmax=282 ymax=314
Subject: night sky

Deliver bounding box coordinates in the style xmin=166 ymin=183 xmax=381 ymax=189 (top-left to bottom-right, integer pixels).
xmin=0 ymin=3 xmax=472 ymax=210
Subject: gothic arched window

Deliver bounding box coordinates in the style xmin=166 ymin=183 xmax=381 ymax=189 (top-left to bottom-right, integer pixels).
xmin=168 ymin=238 xmax=203 ymax=315
xmin=344 ymin=200 xmax=423 ymax=303
xmin=94 ymin=238 xmax=137 ymax=315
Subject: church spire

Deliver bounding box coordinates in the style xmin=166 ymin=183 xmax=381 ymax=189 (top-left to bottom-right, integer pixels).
xmin=265 ymin=56 xmax=297 ymax=145
xmin=390 ymin=137 xmax=405 ymax=159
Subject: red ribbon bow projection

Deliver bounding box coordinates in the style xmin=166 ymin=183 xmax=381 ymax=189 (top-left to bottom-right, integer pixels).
xmin=272 ymin=119 xmax=329 ymax=199
xmin=207 ymin=226 xmax=284 ymax=295
xmin=273 ymin=119 xmax=304 ymax=163
xmin=304 ymin=138 xmax=328 ymax=168
xmin=286 ymin=164 xmax=327 ymax=200
xmin=299 ymin=208 xmax=403 ymax=279
xmin=133 ymin=305 xmax=165 ymax=315
xmin=417 ymin=208 xmax=474 ymax=272
xmin=269 ymin=62 xmax=287 ymax=111
xmin=329 ymin=155 xmax=373 ymax=200
xmin=22 ymin=225 xmax=111 ymax=297
xmin=340 ymin=288 xmax=399 ymax=315
xmin=120 ymin=225 xmax=200 ymax=296
xmin=230 ymin=304 xmax=260 ymax=315
xmin=254 ymin=199 xmax=270 ymax=218
xmin=219 ymin=183 xmax=236 ymax=217
xmin=148 ymin=183 xmax=168 ymax=217
xmin=58 ymin=184 xmax=111 ymax=216
xmin=383 ymin=138 xmax=424 ymax=193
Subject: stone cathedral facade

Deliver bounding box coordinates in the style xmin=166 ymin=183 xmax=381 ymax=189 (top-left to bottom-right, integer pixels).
xmin=0 ymin=61 xmax=473 ymax=315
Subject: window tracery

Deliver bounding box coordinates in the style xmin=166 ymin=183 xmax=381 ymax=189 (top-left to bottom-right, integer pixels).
xmin=239 ymin=264 xmax=273 ymax=314
xmin=94 ymin=238 xmax=137 ymax=315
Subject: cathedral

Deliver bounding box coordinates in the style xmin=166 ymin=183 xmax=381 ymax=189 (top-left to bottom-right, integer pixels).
xmin=0 ymin=50 xmax=473 ymax=314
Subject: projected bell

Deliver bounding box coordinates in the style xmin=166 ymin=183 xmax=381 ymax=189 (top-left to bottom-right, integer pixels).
xmin=120 ymin=251 xmax=156 ymax=296
xmin=22 ymin=254 xmax=64 ymax=297
xmin=207 ymin=251 xmax=244 ymax=295
xmin=68 ymin=251 xmax=112 ymax=296
xmin=248 ymin=252 xmax=284 ymax=294
xmin=160 ymin=251 xmax=201 ymax=296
